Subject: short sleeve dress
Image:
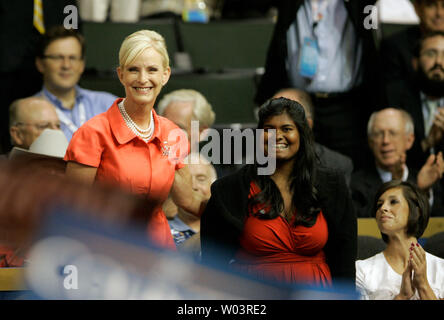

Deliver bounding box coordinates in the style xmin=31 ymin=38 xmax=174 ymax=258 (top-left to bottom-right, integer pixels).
xmin=64 ymin=98 xmax=189 ymax=249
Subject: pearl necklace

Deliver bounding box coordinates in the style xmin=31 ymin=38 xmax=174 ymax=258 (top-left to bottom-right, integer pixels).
xmin=118 ymin=100 xmax=154 ymax=142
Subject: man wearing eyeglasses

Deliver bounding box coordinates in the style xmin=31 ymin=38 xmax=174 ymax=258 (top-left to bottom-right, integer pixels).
xmin=350 ymin=108 xmax=444 ymax=218
xmin=35 ymin=26 xmax=117 ymax=141
xmin=9 ymin=97 xmax=61 ymax=150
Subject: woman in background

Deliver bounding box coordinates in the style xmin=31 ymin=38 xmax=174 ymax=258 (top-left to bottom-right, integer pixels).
xmin=356 ymin=180 xmax=444 ymax=299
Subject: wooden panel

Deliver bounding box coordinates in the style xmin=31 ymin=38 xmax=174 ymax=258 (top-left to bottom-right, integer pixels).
xmin=358 ymin=217 xmax=444 ymax=239
xmin=0 ymin=268 xmax=27 ymax=291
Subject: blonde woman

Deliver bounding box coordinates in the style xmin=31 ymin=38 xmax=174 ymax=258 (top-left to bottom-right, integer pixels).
xmin=64 ymin=30 xmax=204 ymax=249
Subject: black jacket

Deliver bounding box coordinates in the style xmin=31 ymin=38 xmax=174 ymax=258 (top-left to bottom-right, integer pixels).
xmin=385 ymin=80 xmax=444 ymax=171
xmin=351 ymin=164 xmax=444 ymax=218
xmin=379 ymin=25 xmax=421 ymax=106
xmin=200 ymin=165 xmax=357 ymax=286
xmin=254 ymin=0 xmax=379 ymax=105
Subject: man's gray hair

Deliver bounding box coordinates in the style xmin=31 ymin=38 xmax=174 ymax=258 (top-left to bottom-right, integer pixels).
xmin=157 ymin=89 xmax=216 ymax=127
xmin=367 ymin=108 xmax=415 ymax=137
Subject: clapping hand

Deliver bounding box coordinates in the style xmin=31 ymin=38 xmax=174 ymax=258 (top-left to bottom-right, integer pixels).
xmin=389 ymin=152 xmax=406 ymax=180
xmin=422 ymin=108 xmax=444 ymax=151
xmin=410 ymin=242 xmax=438 ymax=300
xmin=396 ymin=258 xmax=415 ymax=300
xmin=417 ymin=152 xmax=444 ymax=191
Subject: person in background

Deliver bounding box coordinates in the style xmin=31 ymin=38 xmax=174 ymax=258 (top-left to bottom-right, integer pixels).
xmin=351 ymin=108 xmax=444 ymax=218
xmin=168 ymin=154 xmax=217 ymax=258
xmin=64 ymin=29 xmax=206 ymax=250
xmin=255 ymin=0 xmax=379 ymax=171
xmin=273 ymin=88 xmax=353 ymax=188
xmin=157 ymin=89 xmax=215 ymax=148
xmin=385 ymin=31 xmax=444 ymax=171
xmin=0 ymin=0 xmax=80 ymax=154
xmin=8 ymin=97 xmax=60 ymax=150
xmin=35 ymin=25 xmax=117 ymax=141
xmin=380 ymin=0 xmax=444 ymax=104
xmin=157 ymin=89 xmax=218 ymax=218
xmin=356 ymin=180 xmax=444 ymax=300
xmin=201 ymin=97 xmax=356 ymax=288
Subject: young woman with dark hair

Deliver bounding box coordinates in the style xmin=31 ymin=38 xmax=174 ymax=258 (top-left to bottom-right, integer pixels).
xmin=201 ymin=97 xmax=357 ymax=288
xmin=356 ymin=180 xmax=444 ymax=300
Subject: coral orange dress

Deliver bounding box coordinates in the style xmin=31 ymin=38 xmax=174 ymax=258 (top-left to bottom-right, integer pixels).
xmin=233 ymin=182 xmax=332 ymax=286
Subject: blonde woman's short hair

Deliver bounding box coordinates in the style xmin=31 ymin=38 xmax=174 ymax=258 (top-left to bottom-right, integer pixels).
xmin=119 ymin=29 xmax=170 ymax=69
xmin=157 ymin=89 xmax=216 ymax=128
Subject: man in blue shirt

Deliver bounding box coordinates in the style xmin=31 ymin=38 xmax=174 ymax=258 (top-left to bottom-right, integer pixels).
xmin=255 ymin=0 xmax=378 ymax=171
xmin=35 ymin=26 xmax=117 ymax=140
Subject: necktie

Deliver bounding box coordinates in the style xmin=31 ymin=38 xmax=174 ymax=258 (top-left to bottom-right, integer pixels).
xmin=33 ymin=0 xmax=45 ymax=34
xmin=425 ymin=99 xmax=438 ymax=136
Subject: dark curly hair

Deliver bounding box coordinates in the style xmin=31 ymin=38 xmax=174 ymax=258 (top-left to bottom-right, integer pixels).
xmin=247 ymin=97 xmax=320 ymax=227
xmin=373 ymin=180 xmax=430 ymax=243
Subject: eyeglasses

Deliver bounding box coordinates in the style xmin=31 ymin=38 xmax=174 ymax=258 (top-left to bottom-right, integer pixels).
xmin=42 ymin=54 xmax=83 ymax=63
xmin=15 ymin=122 xmax=61 ymax=131
xmin=420 ymin=49 xmax=444 ymax=60
xmin=369 ymin=130 xmax=401 ymax=140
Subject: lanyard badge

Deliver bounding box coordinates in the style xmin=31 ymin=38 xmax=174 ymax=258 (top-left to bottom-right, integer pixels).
xmin=298 ymin=37 xmax=319 ymax=79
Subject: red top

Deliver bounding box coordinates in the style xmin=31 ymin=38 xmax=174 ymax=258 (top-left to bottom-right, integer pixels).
xmin=233 ymin=182 xmax=332 ymax=286
xmin=65 ymin=98 xmax=189 ymax=250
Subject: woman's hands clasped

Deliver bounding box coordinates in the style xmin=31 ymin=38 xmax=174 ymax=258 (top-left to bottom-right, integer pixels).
xmin=396 ymin=242 xmax=438 ymax=300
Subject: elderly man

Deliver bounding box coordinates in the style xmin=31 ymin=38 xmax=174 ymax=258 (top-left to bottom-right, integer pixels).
xmin=35 ymin=26 xmax=117 ymax=141
xmin=351 ymin=108 xmax=444 ymax=217
xmin=168 ymin=154 xmax=217 ymax=256
xmin=273 ymin=88 xmax=353 ymax=187
xmin=9 ymin=96 xmax=60 ymax=150
xmin=386 ymin=31 xmax=444 ymax=170
xmin=381 ymin=0 xmax=444 ymax=99
xmin=157 ymin=89 xmax=215 ymax=144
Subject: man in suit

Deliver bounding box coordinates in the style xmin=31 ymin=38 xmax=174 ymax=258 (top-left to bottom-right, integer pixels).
xmin=273 ymin=88 xmax=354 ymax=188
xmin=386 ymin=31 xmax=444 ymax=171
xmin=254 ymin=0 xmax=378 ymax=171
xmin=380 ymin=0 xmax=444 ymax=103
xmin=351 ymin=108 xmax=444 ymax=217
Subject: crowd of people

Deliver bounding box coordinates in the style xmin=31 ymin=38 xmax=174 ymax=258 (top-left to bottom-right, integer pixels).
xmin=0 ymin=0 xmax=443 ymax=300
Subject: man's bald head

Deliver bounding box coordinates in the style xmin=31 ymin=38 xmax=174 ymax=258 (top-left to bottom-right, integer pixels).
xmin=9 ymin=97 xmax=60 ymax=149
xmin=272 ymin=88 xmax=314 ymax=128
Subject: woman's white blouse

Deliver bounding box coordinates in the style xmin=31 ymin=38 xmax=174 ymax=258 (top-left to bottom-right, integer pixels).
xmin=356 ymin=252 xmax=444 ymax=300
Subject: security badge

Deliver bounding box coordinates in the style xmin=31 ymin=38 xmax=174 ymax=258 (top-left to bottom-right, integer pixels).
xmin=298 ymin=37 xmax=319 ymax=79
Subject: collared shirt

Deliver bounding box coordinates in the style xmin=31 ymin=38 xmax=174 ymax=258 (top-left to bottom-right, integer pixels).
xmin=37 ymin=85 xmax=117 ymax=141
xmin=64 ymin=98 xmax=189 ymax=249
xmin=376 ymin=164 xmax=433 ymax=206
xmin=376 ymin=165 xmax=409 ymax=183
xmin=286 ymin=0 xmax=363 ymax=93
xmin=168 ymin=216 xmax=197 ymax=246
